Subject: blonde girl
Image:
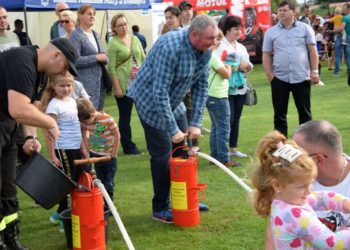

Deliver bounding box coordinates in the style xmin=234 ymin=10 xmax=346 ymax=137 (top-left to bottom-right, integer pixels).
xmin=251 ymin=131 xmax=350 ymax=249
xmin=41 ymin=73 xmax=89 ymax=232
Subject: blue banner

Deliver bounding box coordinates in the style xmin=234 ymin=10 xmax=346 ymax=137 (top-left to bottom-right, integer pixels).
xmin=0 ymin=0 xmax=151 ymax=10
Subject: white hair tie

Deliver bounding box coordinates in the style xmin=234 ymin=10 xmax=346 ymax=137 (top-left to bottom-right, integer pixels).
xmin=273 ymin=144 xmax=302 ymax=163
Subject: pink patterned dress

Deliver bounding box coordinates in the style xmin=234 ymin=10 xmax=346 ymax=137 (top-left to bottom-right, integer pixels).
xmin=271 ymin=191 xmax=350 ymax=249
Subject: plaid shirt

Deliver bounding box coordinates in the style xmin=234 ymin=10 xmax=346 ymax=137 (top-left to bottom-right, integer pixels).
xmin=128 ymin=29 xmax=211 ymax=136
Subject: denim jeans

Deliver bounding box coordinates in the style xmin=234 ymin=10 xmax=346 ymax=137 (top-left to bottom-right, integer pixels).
xmin=206 ymin=96 xmax=230 ymax=163
xmin=344 ymin=35 xmax=350 ymax=85
xmin=173 ymin=112 xmax=188 ymax=157
xmin=334 ymin=33 xmax=344 ymax=75
xmin=228 ymin=94 xmax=246 ymax=148
xmin=115 ymin=95 xmax=138 ymax=154
xmin=140 ymin=119 xmax=171 ymax=212
xmin=90 ymin=152 xmax=117 ymax=201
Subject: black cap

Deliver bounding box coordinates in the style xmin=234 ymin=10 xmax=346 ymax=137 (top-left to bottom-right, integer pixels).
xmin=179 ymin=1 xmax=192 ymax=11
xmin=50 ymin=38 xmax=78 ymax=77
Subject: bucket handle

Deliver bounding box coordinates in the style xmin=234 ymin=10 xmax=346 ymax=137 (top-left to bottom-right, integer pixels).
xmin=170 ymin=146 xmax=196 ymax=160
xmin=192 ymin=183 xmax=206 ymax=200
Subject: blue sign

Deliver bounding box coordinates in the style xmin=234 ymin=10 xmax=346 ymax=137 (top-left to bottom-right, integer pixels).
xmin=0 ymin=0 xmax=150 ymax=10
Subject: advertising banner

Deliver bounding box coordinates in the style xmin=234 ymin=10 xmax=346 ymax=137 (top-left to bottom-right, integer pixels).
xmin=0 ymin=0 xmax=150 ymax=10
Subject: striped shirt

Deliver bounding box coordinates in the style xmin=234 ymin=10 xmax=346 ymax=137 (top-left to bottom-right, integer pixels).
xmin=127 ymin=28 xmax=211 ymax=136
xmin=82 ymin=112 xmax=118 ymax=155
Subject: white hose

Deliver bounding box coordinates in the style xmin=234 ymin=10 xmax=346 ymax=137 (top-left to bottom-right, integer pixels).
xmin=196 ymin=152 xmax=253 ymax=193
xmin=94 ymin=179 xmax=135 ymax=250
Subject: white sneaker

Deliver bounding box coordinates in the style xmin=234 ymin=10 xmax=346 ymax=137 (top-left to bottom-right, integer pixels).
xmin=230 ymin=151 xmax=248 ymax=158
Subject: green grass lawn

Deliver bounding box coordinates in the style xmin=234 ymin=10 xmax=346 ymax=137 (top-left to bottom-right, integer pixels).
xmin=17 ymin=62 xmax=349 ymax=249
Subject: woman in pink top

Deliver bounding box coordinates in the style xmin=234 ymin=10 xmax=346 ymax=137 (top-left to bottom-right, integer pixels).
xmin=251 ymin=131 xmax=350 ymax=249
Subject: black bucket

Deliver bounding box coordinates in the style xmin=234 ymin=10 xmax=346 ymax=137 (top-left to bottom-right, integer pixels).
xmin=61 ymin=209 xmax=110 ymax=248
xmin=16 ymin=152 xmax=76 ymax=210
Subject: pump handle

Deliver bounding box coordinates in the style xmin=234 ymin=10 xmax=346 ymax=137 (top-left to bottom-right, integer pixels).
xmin=74 ymin=156 xmax=112 ymax=166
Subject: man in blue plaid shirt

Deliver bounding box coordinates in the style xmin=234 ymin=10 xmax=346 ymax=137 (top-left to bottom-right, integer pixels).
xmin=128 ymin=15 xmax=218 ymax=223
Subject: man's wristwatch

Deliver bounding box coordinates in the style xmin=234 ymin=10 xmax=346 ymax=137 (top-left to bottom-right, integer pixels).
xmin=24 ymin=135 xmax=38 ymax=141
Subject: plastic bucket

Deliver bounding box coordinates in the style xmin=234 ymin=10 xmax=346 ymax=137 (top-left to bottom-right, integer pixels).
xmin=61 ymin=209 xmax=110 ymax=248
xmin=61 ymin=209 xmax=73 ymax=249
xmin=16 ymin=152 xmax=76 ymax=210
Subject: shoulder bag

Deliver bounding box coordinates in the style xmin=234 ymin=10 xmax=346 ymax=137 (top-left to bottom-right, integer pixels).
xmin=244 ymin=81 xmax=257 ymax=106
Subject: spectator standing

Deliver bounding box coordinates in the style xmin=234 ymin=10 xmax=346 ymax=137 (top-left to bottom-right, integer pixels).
xmin=207 ymin=31 xmax=238 ymax=167
xmin=262 ymin=0 xmax=319 ymax=137
xmin=107 ymin=14 xmax=145 ymax=156
xmin=131 ymin=25 xmax=147 ymax=54
xmin=60 ymin=10 xmax=77 ymax=39
xmin=335 ymin=3 xmax=350 ymax=85
xmin=50 ymin=1 xmax=70 ymax=40
xmin=298 ymin=5 xmax=311 ymax=26
xmin=70 ymin=4 xmax=108 ymax=111
xmin=13 ymin=19 xmax=32 ymax=46
xmin=163 ymin=6 xmax=182 ymax=33
xmin=0 ymin=37 xmax=78 ymax=249
xmin=216 ymin=16 xmax=253 ymax=159
xmin=0 ymin=7 xmax=20 ymax=52
xmin=127 ymin=15 xmax=218 ymax=223
xmin=179 ymin=1 xmax=193 ymax=28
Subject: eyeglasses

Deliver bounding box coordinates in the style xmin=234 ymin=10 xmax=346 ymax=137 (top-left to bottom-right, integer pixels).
xmin=115 ymin=23 xmax=128 ymax=28
xmin=60 ymin=20 xmax=71 ymax=24
xmin=308 ymin=153 xmax=328 ymax=158
xmin=58 ymin=8 xmax=70 ymax=13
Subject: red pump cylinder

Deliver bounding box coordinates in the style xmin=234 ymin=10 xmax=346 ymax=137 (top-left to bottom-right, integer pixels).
xmin=71 ymin=173 xmax=106 ymax=250
xmin=170 ymin=147 xmax=206 ymax=227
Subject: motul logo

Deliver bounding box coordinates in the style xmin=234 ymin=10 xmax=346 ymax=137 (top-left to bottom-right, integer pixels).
xmin=197 ymin=0 xmax=228 ymax=8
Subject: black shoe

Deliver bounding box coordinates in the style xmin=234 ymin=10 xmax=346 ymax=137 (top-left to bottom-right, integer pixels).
xmin=124 ymin=149 xmax=143 ymax=156
xmin=4 ymin=220 xmax=28 ymax=250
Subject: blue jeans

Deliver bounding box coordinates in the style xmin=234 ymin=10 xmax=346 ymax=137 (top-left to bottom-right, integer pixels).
xmin=345 ymin=35 xmax=350 ymax=85
xmin=90 ymin=152 xmax=117 ymax=201
xmin=206 ymin=96 xmax=230 ymax=163
xmin=139 ymin=119 xmax=171 ymax=212
xmin=334 ymin=33 xmax=344 ymax=75
xmin=228 ymin=94 xmax=246 ymax=148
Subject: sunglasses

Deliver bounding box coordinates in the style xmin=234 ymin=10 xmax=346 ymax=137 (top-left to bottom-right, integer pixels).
xmin=58 ymin=8 xmax=70 ymax=13
xmin=60 ymin=20 xmax=71 ymax=24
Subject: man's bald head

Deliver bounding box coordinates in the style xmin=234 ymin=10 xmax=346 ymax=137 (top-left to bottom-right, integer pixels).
xmin=55 ymin=2 xmax=69 ymax=17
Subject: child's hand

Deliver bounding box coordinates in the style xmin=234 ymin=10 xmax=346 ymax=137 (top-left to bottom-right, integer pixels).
xmin=51 ymin=156 xmax=62 ymax=168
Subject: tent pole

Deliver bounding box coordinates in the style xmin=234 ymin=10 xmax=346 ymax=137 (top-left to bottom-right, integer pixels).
xmin=23 ymin=7 xmax=29 ymax=45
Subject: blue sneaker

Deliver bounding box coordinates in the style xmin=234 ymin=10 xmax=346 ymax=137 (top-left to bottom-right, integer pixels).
xmin=199 ymin=203 xmax=209 ymax=212
xmin=59 ymin=222 xmax=64 ymax=233
xmin=152 ymin=210 xmax=173 ymax=224
xmin=50 ymin=212 xmax=62 ymax=224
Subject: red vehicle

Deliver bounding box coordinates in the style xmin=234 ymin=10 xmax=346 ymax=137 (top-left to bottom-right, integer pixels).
xmin=164 ymin=0 xmax=271 ymax=63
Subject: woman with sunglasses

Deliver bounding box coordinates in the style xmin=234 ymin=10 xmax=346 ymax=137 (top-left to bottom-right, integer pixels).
xmin=60 ymin=10 xmax=76 ymax=38
xmin=107 ymin=14 xmax=145 ymax=156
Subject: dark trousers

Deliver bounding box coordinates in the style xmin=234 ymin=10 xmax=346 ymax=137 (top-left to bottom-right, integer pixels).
xmin=183 ymin=91 xmax=198 ymax=147
xmin=271 ymin=77 xmax=312 ymax=137
xmin=0 ymin=118 xmax=20 ymax=222
xmin=115 ymin=95 xmax=138 ymax=154
xmin=173 ymin=112 xmax=188 ymax=157
xmin=90 ymin=152 xmax=117 ymax=201
xmin=55 ymin=149 xmax=90 ymax=214
xmin=228 ymin=94 xmax=246 ymax=148
xmin=140 ymin=119 xmax=171 ymax=212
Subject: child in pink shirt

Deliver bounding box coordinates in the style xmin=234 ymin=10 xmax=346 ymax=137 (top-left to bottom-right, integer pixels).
xmin=251 ymin=131 xmax=350 ymax=249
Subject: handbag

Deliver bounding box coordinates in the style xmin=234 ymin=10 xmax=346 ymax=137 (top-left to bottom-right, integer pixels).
xmin=100 ymin=63 xmax=113 ymax=92
xmin=244 ymin=82 xmax=257 ymax=106
xmin=93 ymin=31 xmax=113 ymax=92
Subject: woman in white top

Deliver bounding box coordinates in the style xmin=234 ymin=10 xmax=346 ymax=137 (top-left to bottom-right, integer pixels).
xmin=216 ymin=16 xmax=253 ymax=159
